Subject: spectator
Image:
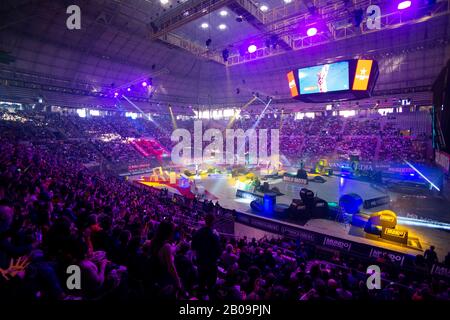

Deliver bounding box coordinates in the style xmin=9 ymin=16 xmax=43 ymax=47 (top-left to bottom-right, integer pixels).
xmin=147 ymin=221 xmax=181 ymax=298
xmin=424 ymin=246 xmax=438 ymax=268
xmin=192 ymin=213 xmax=221 ymax=298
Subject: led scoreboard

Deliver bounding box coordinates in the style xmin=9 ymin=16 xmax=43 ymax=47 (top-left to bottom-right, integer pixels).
xmin=287 ymin=59 xmax=379 ymax=102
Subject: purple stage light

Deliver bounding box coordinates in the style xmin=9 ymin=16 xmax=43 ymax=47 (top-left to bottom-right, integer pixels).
xmin=127 ymin=87 xmax=131 ymax=92
xmin=398 ymin=1 xmax=412 ymax=10
xmin=114 ymin=92 xmax=119 ymax=97
xmin=307 ymin=27 xmax=318 ymax=37
xmin=142 ymin=81 xmax=148 ymax=87
xmin=248 ymin=45 xmax=257 ymax=53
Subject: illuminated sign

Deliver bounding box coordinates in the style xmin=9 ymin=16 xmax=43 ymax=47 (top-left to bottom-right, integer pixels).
xmin=431 ymin=264 xmax=450 ymax=278
xmin=384 ymin=228 xmax=407 ymax=238
xmin=352 ymin=60 xmax=373 ymax=90
xmin=287 ymin=71 xmax=299 ymax=97
xmin=381 ymin=228 xmax=408 ymax=245
xmin=369 ymin=248 xmax=405 ymax=265
xmin=235 ymin=189 xmax=263 ymax=202
xmin=323 ymin=237 xmax=352 ymax=251
xmin=283 ymin=175 xmax=308 ymax=185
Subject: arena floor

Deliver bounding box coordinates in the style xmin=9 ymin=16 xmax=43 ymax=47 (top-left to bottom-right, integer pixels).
xmin=191 ymin=174 xmax=449 ymax=259
xmin=131 ymin=172 xmax=450 ymax=259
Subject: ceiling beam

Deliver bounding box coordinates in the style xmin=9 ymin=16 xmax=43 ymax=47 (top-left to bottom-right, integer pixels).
xmin=150 ymin=0 xmax=235 ymax=40
xmin=227 ymin=0 xmax=292 ymax=50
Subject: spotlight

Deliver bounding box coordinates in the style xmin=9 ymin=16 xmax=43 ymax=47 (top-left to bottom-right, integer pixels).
xmin=114 ymin=92 xmax=119 ymax=97
xmin=201 ymin=22 xmax=209 ymax=29
xmin=248 ymin=44 xmax=257 ymax=53
xmin=398 ymin=1 xmax=412 ymax=10
xmin=260 ymin=5 xmax=269 ymax=12
xmin=219 ymin=10 xmax=228 ymax=17
xmin=218 ymin=24 xmax=227 ymax=30
xmin=283 ymin=0 xmax=292 ymax=3
xmin=160 ymin=0 xmax=169 ymax=4
xmin=307 ymin=27 xmax=317 ymax=36
xmin=142 ymin=81 xmax=148 ymax=87
xmin=127 ymin=87 xmax=131 ymax=92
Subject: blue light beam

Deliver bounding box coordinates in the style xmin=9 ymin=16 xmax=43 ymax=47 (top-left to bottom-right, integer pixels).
xmin=404 ymin=160 xmax=440 ymax=191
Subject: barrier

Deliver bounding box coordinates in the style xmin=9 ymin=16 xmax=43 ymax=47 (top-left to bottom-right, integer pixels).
xmin=283 ymin=175 xmax=308 ymax=185
xmin=235 ymin=189 xmax=263 ymax=201
xmin=431 ymin=264 xmax=450 ymax=278
xmin=363 ymin=195 xmax=391 ymax=209
xmin=234 ymin=211 xmax=415 ymax=268
xmin=381 ymin=228 xmax=408 ymax=245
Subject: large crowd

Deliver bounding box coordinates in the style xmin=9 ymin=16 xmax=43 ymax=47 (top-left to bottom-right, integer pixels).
xmin=0 ymin=109 xmax=431 ymax=168
xmin=0 ymin=107 xmax=448 ymax=301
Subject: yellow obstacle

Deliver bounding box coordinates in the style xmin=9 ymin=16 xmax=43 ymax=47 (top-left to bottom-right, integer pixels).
xmin=369 ymin=210 xmax=397 ymax=229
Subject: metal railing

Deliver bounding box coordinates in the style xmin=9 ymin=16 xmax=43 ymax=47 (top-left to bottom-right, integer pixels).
xmin=226 ymin=0 xmax=450 ymax=65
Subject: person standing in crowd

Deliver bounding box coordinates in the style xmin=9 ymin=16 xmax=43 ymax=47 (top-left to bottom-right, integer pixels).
xmin=147 ymin=221 xmax=182 ymax=298
xmin=191 ymin=213 xmax=221 ymax=299
xmin=424 ymin=245 xmax=438 ymax=268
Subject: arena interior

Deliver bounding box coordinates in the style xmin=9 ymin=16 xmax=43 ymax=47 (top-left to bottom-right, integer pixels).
xmin=1 ymin=0 xmax=450 ymax=306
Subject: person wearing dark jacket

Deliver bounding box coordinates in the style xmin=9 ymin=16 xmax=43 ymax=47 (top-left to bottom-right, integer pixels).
xmin=191 ymin=213 xmax=221 ymax=298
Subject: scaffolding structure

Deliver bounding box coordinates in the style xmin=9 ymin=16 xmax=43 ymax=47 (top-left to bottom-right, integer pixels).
xmin=149 ymin=0 xmax=450 ymax=66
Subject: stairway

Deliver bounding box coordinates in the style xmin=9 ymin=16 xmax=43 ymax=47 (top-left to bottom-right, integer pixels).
xmin=130 ymin=140 xmax=150 ymax=157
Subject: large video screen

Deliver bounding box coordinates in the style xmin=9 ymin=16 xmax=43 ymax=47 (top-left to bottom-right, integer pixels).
xmin=298 ymin=61 xmax=349 ymax=94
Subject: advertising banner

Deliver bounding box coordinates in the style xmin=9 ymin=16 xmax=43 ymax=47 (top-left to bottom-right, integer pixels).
xmin=234 ymin=211 xmax=412 ymax=268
